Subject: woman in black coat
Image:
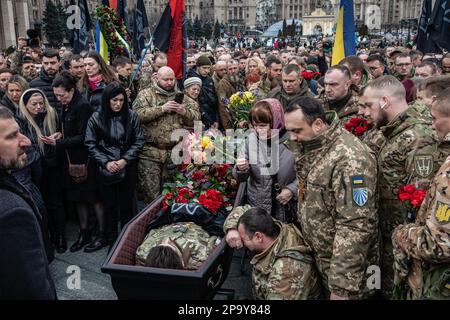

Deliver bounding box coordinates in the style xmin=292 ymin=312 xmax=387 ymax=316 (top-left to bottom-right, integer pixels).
xmin=42 ymin=71 xmax=104 ymax=253
xmin=83 ymin=51 xmax=117 ymax=111
xmin=85 ymin=82 xmax=144 ymax=243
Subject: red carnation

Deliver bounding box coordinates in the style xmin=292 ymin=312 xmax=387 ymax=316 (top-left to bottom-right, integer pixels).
xmin=411 ymin=190 xmax=427 ymax=208
xmin=398 ymin=192 xmax=411 ymax=202
xmin=403 ymin=184 xmax=416 ymax=194
xmin=192 ymin=170 xmax=205 ymax=182
xmin=354 ymin=126 xmax=366 ymax=136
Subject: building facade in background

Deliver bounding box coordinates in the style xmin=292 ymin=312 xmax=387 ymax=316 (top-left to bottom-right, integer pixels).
xmin=0 ymin=0 xmax=424 ymax=49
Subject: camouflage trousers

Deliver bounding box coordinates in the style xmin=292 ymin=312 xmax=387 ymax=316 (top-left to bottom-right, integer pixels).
xmin=137 ymin=158 xmax=173 ymax=205
xmin=381 ymin=235 xmax=395 ymax=299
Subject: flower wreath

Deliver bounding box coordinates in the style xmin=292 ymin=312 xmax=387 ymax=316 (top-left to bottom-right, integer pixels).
xmin=96 ymin=5 xmax=132 ymax=57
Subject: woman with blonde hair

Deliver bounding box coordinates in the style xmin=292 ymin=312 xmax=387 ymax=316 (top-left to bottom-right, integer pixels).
xmin=245 ymin=57 xmax=265 ymax=76
xmin=18 ymin=88 xmax=68 ymax=253
xmin=0 ymin=75 xmax=29 ymax=117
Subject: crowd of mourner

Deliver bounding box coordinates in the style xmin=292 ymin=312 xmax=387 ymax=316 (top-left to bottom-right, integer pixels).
xmin=0 ymin=36 xmax=450 ymax=300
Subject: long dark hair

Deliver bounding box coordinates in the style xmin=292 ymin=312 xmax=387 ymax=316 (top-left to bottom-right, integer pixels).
xmin=83 ymin=51 xmax=117 ymax=88
xmin=100 ymin=82 xmax=129 ymax=135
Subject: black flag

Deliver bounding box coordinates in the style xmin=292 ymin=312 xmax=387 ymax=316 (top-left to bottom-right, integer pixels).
xmin=416 ymin=0 xmax=450 ymax=53
xmin=133 ymin=0 xmax=149 ymax=60
xmin=72 ymin=0 xmax=91 ymax=54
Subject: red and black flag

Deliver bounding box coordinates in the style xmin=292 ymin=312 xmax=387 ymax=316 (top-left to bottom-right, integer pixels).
xmin=153 ymin=0 xmax=187 ymax=80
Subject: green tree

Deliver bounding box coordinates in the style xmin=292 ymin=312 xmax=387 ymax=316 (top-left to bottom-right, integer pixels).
xmin=43 ymin=0 xmax=67 ymax=48
xmin=213 ymin=20 xmax=221 ymax=40
xmin=282 ymin=19 xmax=287 ymax=37
xmin=203 ymin=21 xmax=212 ymax=40
xmin=186 ymin=19 xmax=194 ymax=39
xmin=194 ymin=16 xmax=202 ymax=39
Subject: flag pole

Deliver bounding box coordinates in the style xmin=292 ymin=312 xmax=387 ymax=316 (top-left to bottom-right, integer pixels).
xmin=130 ymin=33 xmax=154 ymax=86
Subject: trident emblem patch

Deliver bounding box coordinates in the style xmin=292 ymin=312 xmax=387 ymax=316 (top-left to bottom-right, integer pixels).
xmin=414 ymin=155 xmax=433 ymax=178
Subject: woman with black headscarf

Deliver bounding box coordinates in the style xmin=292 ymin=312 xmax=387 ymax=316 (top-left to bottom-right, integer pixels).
xmin=85 ymin=82 xmax=144 ymax=244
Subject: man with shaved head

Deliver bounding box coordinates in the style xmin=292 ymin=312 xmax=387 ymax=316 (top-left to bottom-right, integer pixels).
xmin=133 ymin=66 xmax=201 ymax=204
xmin=359 ymin=75 xmax=440 ymax=299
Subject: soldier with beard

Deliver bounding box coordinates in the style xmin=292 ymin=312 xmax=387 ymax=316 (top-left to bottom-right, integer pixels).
xmin=20 ymin=56 xmax=36 ymax=82
xmin=359 ymin=75 xmax=440 ymax=299
xmin=211 ymin=60 xmax=227 ymax=90
xmin=257 ymin=55 xmax=282 ymax=99
xmin=392 ymin=88 xmax=450 ymax=300
xmin=216 ymin=59 xmax=242 ymax=130
xmin=133 ymin=67 xmax=201 ymax=204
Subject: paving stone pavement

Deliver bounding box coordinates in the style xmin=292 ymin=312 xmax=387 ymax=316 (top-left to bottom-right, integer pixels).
xmin=49 ymin=221 xmax=253 ymax=300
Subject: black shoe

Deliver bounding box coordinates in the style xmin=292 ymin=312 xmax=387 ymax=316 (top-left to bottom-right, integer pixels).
xmin=84 ymin=234 xmax=108 ymax=253
xmin=55 ymin=235 xmax=67 ymax=254
xmin=70 ymin=229 xmax=90 ymax=252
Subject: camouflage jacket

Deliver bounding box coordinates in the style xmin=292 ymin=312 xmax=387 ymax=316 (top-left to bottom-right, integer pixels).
xmin=378 ymin=107 xmax=440 ymax=238
xmin=363 ymin=128 xmax=386 ymax=158
xmin=267 ymin=79 xmax=313 ymax=111
xmin=136 ymin=222 xmax=219 ymax=270
xmin=224 ymin=205 xmax=320 ymax=300
xmin=256 ymin=73 xmax=279 ymax=99
xmin=319 ymin=89 xmax=360 ymax=126
xmin=392 ymin=137 xmax=450 ymax=299
xmin=408 ymin=101 xmax=432 ymax=121
xmin=288 ymin=111 xmax=379 ymax=298
xmin=133 ymin=84 xmax=201 ymax=163
xmin=216 ymin=75 xmax=237 ymax=130
xmin=139 ymin=71 xmax=154 ymax=91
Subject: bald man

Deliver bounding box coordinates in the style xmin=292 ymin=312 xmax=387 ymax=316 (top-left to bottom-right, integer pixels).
xmin=133 ymin=66 xmax=201 ymax=204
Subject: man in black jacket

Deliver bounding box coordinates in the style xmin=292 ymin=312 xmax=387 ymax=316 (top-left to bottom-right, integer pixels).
xmin=0 ymin=106 xmax=56 ymax=299
xmin=186 ymin=55 xmax=220 ymax=130
xmin=29 ymin=49 xmax=62 ymax=114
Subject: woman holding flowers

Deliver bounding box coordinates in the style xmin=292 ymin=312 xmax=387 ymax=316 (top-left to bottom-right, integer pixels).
xmin=233 ymin=99 xmax=298 ymax=222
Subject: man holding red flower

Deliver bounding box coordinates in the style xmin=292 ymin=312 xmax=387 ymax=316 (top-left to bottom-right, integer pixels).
xmin=360 ymin=76 xmax=442 ymax=299
xmin=391 ymin=88 xmax=450 ymax=300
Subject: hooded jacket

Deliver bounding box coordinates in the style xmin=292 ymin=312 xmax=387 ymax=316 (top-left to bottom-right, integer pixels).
xmin=267 ymin=78 xmax=313 ymax=111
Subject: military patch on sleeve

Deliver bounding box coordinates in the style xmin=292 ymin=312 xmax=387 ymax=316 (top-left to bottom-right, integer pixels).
xmin=351 ymin=175 xmax=368 ymax=207
xmin=414 ymin=155 xmax=434 ymax=178
xmin=434 ymin=200 xmax=450 ymax=225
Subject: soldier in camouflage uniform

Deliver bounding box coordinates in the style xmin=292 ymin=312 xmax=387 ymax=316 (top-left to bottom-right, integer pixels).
xmin=224 ymin=205 xmax=321 ymax=300
xmin=319 ymin=65 xmax=360 ymax=126
xmin=136 ymin=222 xmax=219 ymax=270
xmin=139 ymin=52 xmax=168 ymax=90
xmin=284 ymin=97 xmax=380 ymax=300
xmin=267 ymin=64 xmax=313 ymax=111
xmin=391 ymin=88 xmax=450 ymax=300
xmin=255 ymin=55 xmax=282 ymax=99
xmin=133 ymin=67 xmax=201 ymax=204
xmin=359 ymin=76 xmax=441 ymax=298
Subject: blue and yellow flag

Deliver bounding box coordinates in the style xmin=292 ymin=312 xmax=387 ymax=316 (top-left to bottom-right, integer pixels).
xmin=331 ymin=0 xmax=356 ymax=65
xmin=115 ymin=30 xmax=132 ymax=58
xmin=95 ymin=21 xmax=109 ymax=64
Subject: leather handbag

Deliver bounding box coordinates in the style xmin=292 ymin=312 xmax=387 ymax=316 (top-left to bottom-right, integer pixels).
xmin=66 ymin=150 xmax=89 ymax=183
xmin=63 ymin=122 xmax=89 ymax=183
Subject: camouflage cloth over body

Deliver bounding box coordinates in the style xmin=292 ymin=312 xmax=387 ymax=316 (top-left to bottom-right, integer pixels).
xmin=224 ymin=205 xmax=321 ymax=300
xmin=377 ymin=106 xmax=441 ymax=297
xmin=408 ymin=101 xmax=432 ymax=121
xmin=133 ymin=84 xmax=201 ymax=163
xmin=287 ymin=111 xmax=379 ymax=299
xmin=136 ymin=222 xmax=219 ymax=270
xmin=139 ymin=72 xmax=154 ymax=91
xmin=391 ymin=134 xmax=450 ymax=300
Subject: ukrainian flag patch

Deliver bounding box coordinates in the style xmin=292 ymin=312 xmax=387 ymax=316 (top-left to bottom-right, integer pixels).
xmin=351 ymin=175 xmax=368 ymax=207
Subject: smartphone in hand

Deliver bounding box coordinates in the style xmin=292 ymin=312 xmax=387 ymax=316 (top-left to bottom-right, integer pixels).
xmin=174 ymin=93 xmax=184 ymax=104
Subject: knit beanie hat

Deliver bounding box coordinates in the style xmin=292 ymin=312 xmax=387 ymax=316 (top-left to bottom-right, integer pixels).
xmin=196 ymin=55 xmax=212 ymax=67
xmin=184 ymin=77 xmax=202 ymax=89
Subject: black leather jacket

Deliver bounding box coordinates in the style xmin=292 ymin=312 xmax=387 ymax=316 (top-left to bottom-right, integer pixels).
xmin=84 ymin=109 xmax=145 ymax=168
